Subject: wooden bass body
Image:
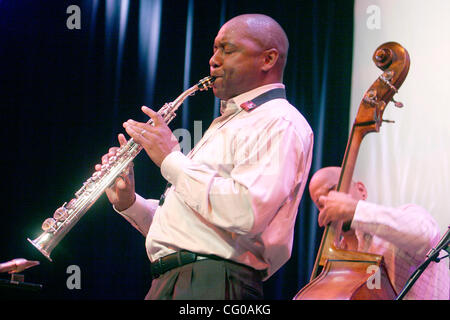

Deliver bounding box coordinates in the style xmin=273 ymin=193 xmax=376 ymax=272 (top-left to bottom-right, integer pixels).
xmin=294 ymin=253 xmax=396 ymax=300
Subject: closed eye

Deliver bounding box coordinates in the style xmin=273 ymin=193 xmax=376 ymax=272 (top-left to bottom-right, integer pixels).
xmin=213 ymin=42 xmax=237 ymax=54
xmin=328 ymin=184 xmax=337 ymax=193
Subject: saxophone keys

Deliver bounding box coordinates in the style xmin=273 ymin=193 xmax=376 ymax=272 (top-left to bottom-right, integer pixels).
xmin=66 ymin=199 xmax=77 ymax=209
xmin=42 ymin=218 xmax=57 ymax=233
xmin=91 ymin=171 xmax=101 ymax=181
xmin=108 ymin=156 xmax=117 ymax=163
xmin=53 ymin=207 xmax=69 ymax=221
xmin=116 ymin=149 xmax=124 ymax=157
xmin=75 ymin=188 xmax=84 ymax=198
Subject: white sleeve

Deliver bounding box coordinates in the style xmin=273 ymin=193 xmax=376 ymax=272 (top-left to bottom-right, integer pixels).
xmin=114 ymin=193 xmax=159 ymax=236
xmin=350 ymin=201 xmax=441 ymax=259
xmin=160 ymin=121 xmax=312 ymax=236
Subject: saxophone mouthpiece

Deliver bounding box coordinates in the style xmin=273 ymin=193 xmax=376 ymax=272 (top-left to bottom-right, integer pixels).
xmin=197 ymin=76 xmax=216 ymax=90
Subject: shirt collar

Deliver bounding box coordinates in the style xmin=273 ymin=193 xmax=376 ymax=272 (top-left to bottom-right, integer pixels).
xmin=220 ymin=83 xmax=285 ymax=115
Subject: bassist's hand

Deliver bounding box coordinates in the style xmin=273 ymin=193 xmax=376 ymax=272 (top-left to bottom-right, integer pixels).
xmin=317 ymin=191 xmax=357 ymax=227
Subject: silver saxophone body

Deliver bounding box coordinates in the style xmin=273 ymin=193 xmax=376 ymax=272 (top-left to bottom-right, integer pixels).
xmin=28 ymin=76 xmax=215 ymax=261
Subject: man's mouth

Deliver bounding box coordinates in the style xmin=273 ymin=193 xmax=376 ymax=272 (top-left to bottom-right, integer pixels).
xmin=211 ymin=76 xmax=222 ymax=88
xmin=211 ymin=73 xmax=223 ymax=79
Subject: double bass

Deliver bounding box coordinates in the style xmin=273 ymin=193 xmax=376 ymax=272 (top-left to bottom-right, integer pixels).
xmin=294 ymin=42 xmax=410 ymax=300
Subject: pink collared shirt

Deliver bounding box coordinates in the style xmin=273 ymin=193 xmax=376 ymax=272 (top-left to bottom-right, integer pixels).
xmin=117 ymin=83 xmax=314 ymax=279
xmin=351 ymin=201 xmax=449 ymax=300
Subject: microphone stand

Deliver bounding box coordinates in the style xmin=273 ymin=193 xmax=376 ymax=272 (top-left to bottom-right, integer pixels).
xmin=0 ymin=274 xmax=43 ymax=292
xmin=396 ymin=226 xmax=449 ymax=300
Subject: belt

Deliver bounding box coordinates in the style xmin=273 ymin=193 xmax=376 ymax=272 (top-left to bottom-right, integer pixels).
xmin=151 ymin=251 xmax=208 ymax=279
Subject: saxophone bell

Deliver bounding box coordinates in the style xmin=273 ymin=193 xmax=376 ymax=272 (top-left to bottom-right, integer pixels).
xmin=27 ymin=233 xmax=55 ymax=262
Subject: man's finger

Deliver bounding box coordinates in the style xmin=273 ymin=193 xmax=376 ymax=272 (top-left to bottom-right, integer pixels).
xmin=123 ymin=122 xmax=146 ymax=145
xmin=317 ymin=195 xmax=326 ymax=209
xmin=141 ymin=106 xmax=163 ymax=126
xmin=115 ymin=176 xmax=128 ymax=189
xmin=118 ymin=133 xmax=127 ymax=146
xmin=102 ymin=154 xmax=109 ymax=164
xmin=318 ymin=211 xmax=324 ymax=227
xmin=124 ymin=119 xmax=154 ymax=135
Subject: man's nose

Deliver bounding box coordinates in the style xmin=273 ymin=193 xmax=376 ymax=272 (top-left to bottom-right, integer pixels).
xmin=209 ymin=51 xmax=221 ymax=69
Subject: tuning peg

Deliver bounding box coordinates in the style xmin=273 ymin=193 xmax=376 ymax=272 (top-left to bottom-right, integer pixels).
xmin=382 ymin=119 xmax=395 ymax=124
xmin=391 ymin=96 xmax=404 ymax=108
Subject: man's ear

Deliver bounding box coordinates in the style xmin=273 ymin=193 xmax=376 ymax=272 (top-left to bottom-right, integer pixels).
xmin=355 ymin=181 xmax=368 ymax=200
xmin=261 ymin=48 xmax=279 ymax=72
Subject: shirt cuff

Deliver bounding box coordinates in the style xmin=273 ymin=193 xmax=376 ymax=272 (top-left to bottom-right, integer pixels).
xmin=114 ymin=193 xmax=158 ymax=236
xmin=350 ymin=200 xmax=374 ymax=231
xmin=113 ymin=193 xmax=151 ymax=222
xmin=160 ymin=151 xmax=191 ymax=186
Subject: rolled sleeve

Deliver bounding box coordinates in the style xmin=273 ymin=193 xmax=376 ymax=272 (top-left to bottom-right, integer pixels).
xmin=351 ymin=200 xmax=441 ymax=259
xmin=157 ymin=122 xmax=307 ymax=236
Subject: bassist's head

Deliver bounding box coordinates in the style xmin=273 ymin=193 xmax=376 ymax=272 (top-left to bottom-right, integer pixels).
xmin=309 ymin=166 xmax=367 ymax=210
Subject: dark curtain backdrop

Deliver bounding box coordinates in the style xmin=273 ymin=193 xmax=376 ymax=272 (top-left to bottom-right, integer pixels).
xmin=0 ymin=0 xmax=353 ymax=299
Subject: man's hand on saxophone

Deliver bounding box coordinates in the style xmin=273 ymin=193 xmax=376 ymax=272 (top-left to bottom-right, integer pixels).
xmin=123 ymin=106 xmax=180 ymax=168
xmin=95 ymin=133 xmax=136 ymax=212
xmin=96 ymin=105 xmax=180 ymax=212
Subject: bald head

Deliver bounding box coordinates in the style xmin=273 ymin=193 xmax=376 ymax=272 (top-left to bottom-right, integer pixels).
xmin=210 ymin=14 xmax=290 ymax=100
xmin=309 ymin=167 xmax=367 ymax=209
xmin=223 ymin=14 xmax=289 ymax=75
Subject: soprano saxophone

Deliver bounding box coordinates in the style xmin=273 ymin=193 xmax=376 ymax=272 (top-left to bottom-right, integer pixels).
xmin=28 ymin=76 xmax=215 ymax=261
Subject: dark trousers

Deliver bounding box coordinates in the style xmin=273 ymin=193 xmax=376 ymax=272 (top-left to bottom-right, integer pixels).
xmin=145 ymin=259 xmax=264 ymax=300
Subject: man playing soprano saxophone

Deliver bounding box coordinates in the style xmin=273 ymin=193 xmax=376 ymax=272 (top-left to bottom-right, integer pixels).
xmin=97 ymin=14 xmax=313 ymax=299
